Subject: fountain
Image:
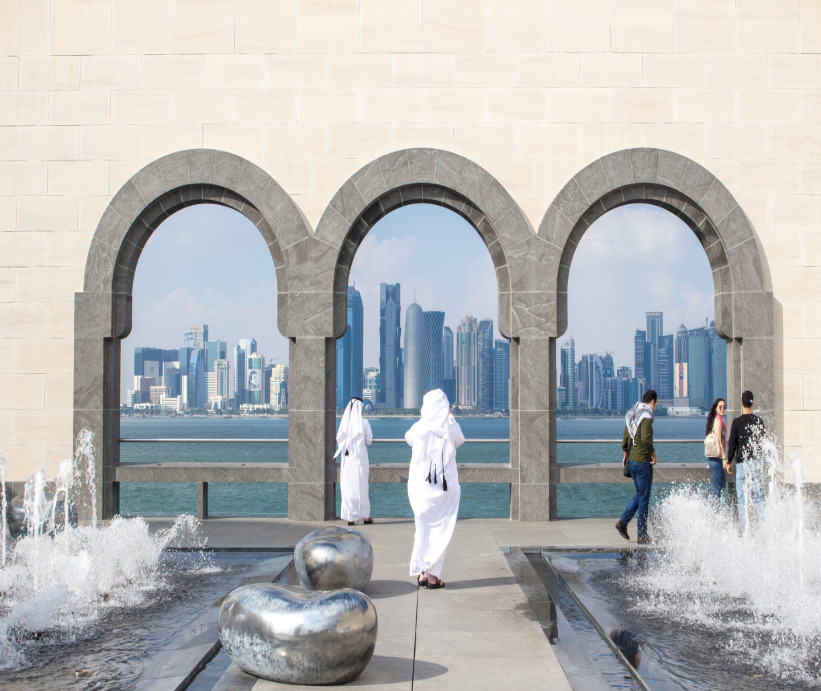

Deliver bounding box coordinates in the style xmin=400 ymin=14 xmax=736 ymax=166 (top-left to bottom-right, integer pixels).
xmin=535 ymin=433 xmax=821 ymax=688
xmin=0 ymin=431 xmax=207 ymax=675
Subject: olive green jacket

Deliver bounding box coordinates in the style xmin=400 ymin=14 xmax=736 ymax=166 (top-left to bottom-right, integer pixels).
xmin=622 ymin=418 xmax=655 ymax=462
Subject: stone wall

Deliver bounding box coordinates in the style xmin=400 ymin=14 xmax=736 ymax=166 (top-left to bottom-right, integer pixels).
xmin=1 ymin=1 xmax=819 ymax=501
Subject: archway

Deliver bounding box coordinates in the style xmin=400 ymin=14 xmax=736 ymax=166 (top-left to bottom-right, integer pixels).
xmin=539 ymin=148 xmax=774 ymax=519
xmin=315 ymin=149 xmax=540 ymax=520
xmin=73 ymin=149 xmax=310 ymax=522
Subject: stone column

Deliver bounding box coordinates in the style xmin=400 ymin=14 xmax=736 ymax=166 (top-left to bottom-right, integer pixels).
xmin=287 ymin=336 xmax=336 ymax=520
xmin=514 ymin=337 xmax=555 ymax=520
xmin=73 ymin=292 xmax=120 ymax=523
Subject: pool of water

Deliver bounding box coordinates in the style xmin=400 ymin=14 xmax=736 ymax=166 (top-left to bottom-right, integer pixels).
xmin=529 ymin=548 xmax=817 ymax=690
xmin=0 ymin=550 xmax=291 ymax=690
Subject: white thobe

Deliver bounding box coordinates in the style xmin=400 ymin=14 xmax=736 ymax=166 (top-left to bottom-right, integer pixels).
xmin=406 ymin=414 xmax=465 ymax=578
xmin=339 ymin=417 xmax=373 ymax=522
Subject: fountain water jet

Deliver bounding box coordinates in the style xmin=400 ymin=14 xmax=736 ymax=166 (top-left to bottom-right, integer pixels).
xmin=0 ymin=431 xmax=207 ymax=672
xmin=629 ymin=435 xmax=821 ymax=684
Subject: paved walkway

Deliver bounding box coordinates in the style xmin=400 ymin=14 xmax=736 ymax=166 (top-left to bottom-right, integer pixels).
xmin=160 ymin=516 xmax=628 ymax=690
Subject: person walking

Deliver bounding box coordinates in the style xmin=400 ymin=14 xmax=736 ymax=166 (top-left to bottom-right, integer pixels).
xmin=704 ymin=398 xmax=730 ymax=507
xmin=405 ymin=389 xmax=464 ymax=589
xmin=727 ymin=390 xmax=766 ymax=535
xmin=616 ymin=390 xmax=658 ymax=545
xmin=334 ymin=397 xmax=374 ymax=526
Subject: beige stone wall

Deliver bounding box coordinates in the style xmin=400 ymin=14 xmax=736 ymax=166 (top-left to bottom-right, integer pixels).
xmin=1 ymin=0 xmax=819 ymax=481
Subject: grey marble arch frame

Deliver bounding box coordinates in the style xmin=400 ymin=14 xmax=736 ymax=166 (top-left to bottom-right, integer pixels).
xmin=537 ymin=148 xmax=774 ymax=517
xmin=314 ymin=149 xmax=547 ymax=520
xmin=73 ymin=149 xmax=311 ymax=523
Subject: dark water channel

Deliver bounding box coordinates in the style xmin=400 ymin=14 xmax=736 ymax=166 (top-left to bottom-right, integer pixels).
xmin=0 ymin=550 xmax=290 ymax=690
xmin=522 ymin=549 xmax=809 ymax=690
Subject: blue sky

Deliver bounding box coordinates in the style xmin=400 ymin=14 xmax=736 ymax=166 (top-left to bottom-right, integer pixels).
xmin=121 ymin=202 xmax=714 ymax=398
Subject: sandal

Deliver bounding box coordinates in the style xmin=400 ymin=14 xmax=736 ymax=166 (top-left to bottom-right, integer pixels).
xmin=363 ymin=518 xmax=374 ymax=525
xmin=417 ymin=574 xmax=426 ymax=587
xmin=347 ymin=521 xmax=355 ymax=526
xmin=425 ymin=579 xmax=445 ymax=590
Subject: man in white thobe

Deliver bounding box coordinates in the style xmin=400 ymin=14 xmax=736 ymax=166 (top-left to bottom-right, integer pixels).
xmin=405 ymin=389 xmax=465 ymax=589
xmin=334 ymin=398 xmax=373 ymax=525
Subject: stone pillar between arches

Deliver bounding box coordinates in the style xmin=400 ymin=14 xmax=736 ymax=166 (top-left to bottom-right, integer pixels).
xmin=513 ymin=337 xmax=555 ymax=521
xmin=287 ymin=336 xmax=336 ymax=521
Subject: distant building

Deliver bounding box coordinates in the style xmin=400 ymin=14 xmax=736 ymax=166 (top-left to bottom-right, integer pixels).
xmin=247 ymin=352 xmax=265 ymax=405
xmin=674 ymin=322 xmax=689 ymax=401
xmin=477 ymin=319 xmax=495 ymax=411
xmin=456 ymin=315 xmax=477 ymax=409
xmin=494 ymin=339 xmax=510 ymax=411
xmin=379 ymin=283 xmax=401 ymax=408
xmin=270 ymin=364 xmax=289 ymax=411
xmin=183 ymin=324 xmax=208 ymax=350
xmin=403 ymin=302 xmax=426 ymax=408
xmin=163 ymin=366 xmax=181 ymax=398
xmin=688 ymin=325 xmax=712 ymax=410
xmin=205 ymin=339 xmax=227 ymax=373
xmin=207 ymin=359 xmax=230 ymax=409
xmin=234 ymin=338 xmax=257 ymax=406
xmin=657 ymin=333 xmax=674 ymax=400
xmin=424 ymin=311 xmax=445 ymax=394
xmin=363 ymin=367 xmax=379 ymax=405
xmin=336 ymin=286 xmax=364 ymax=408
xmin=441 ymin=325 xmax=456 ymax=404
xmin=710 ymin=321 xmax=727 ymax=402
xmin=559 ymin=339 xmax=576 ymax=409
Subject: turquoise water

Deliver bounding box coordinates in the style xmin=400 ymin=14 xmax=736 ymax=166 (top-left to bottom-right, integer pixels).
xmin=119 ymin=416 xmax=709 ymax=519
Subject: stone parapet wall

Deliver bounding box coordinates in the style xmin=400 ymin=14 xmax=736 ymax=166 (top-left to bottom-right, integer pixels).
xmin=0 ymin=1 xmax=819 ymax=493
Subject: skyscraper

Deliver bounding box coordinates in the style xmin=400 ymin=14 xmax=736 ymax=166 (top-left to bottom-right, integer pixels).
xmin=205 ymin=340 xmax=227 ymax=373
xmin=234 ymin=338 xmax=257 ymax=406
xmin=270 ymin=364 xmax=289 ymax=410
xmin=710 ymin=321 xmax=727 ymax=403
xmin=687 ymin=327 xmax=711 ymax=410
xmin=247 ymin=352 xmax=264 ymax=405
xmin=560 ymin=339 xmax=576 ymax=409
xmin=634 ymin=330 xmax=647 ymax=384
xmin=646 ymin=312 xmax=663 ymax=351
xmin=586 ymin=353 xmax=603 ymax=408
xmin=456 ymin=315 xmax=477 ymax=409
xmin=183 ymin=324 xmax=208 ymax=350
xmin=494 ymin=339 xmax=510 ymax=411
xmin=207 ymin=359 xmax=230 ymax=409
xmin=657 ymin=333 xmax=674 ymax=400
xmin=441 ymin=325 xmax=456 ymax=404
xmin=423 ymin=311 xmax=445 ymax=394
xmin=379 ymin=283 xmax=401 ymax=408
xmin=188 ymin=349 xmax=206 ymax=408
xmin=336 ymin=286 xmax=364 ymax=408
xmin=674 ymin=322 xmax=689 ymax=400
xmin=403 ymin=302 xmax=426 ymax=408
xmin=477 ymin=319 xmax=495 ymax=411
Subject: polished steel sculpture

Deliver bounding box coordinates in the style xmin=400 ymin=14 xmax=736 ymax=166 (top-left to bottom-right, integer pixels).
xmin=294 ymin=526 xmax=373 ymax=591
xmin=7 ymin=494 xmax=78 ymax=538
xmin=219 ymin=583 xmax=378 ymax=685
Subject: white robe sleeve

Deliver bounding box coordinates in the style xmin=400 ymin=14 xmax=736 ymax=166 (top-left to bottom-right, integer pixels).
xmin=448 ymin=415 xmax=465 ymax=449
xmin=363 ymin=418 xmax=373 ymax=446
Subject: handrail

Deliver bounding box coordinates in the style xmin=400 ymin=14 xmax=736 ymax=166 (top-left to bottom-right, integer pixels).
xmin=119 ymin=437 xmax=700 ymax=444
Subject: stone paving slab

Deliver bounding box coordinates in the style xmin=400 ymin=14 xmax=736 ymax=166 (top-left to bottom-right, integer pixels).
xmin=148 ymin=516 xmax=630 ymax=689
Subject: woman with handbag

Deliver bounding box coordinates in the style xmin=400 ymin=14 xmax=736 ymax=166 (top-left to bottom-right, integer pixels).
xmin=704 ymin=398 xmax=730 ymax=507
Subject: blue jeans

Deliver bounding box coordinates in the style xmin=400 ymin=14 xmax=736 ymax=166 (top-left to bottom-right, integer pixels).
xmin=735 ymin=461 xmax=764 ymax=534
xmin=707 ymin=457 xmax=726 ymax=505
xmin=621 ymin=460 xmax=653 ymax=538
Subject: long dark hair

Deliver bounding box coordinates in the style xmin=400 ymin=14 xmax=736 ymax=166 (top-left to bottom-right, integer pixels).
xmin=705 ymin=398 xmax=725 ymax=435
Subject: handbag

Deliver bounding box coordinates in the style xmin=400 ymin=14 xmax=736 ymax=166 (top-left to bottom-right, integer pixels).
xmin=622 ymin=461 xmax=631 ymax=478
xmin=704 ymin=431 xmax=721 ymax=458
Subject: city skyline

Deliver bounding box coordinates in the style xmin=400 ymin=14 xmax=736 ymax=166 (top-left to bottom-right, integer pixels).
xmin=122 ymin=202 xmax=715 ymax=400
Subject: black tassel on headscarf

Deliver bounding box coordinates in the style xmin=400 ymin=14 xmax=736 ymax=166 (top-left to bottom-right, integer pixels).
xmin=442 ymin=475 xmax=448 ymax=491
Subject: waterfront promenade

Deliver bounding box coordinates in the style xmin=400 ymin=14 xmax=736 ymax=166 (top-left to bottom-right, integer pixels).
xmin=149 ymin=517 xmax=628 ymax=690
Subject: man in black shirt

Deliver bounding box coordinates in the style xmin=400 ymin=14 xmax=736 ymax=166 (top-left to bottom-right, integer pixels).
xmin=727 ymin=390 xmax=765 ymax=534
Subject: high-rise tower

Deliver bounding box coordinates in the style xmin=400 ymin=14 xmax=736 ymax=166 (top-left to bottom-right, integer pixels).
xmin=403 ymin=302 xmax=426 ymax=408
xmin=494 ymin=339 xmax=510 ymax=411
xmin=183 ymin=324 xmax=208 ymax=350
xmin=247 ymin=352 xmax=265 ymax=405
xmin=456 ymin=315 xmax=477 ymax=409
xmin=477 ymin=319 xmax=495 ymax=411
xmin=560 ymin=338 xmax=576 ymax=409
xmin=423 ymin=311 xmax=445 ymax=394
xmin=379 ymin=283 xmax=401 ymax=408
xmin=441 ymin=325 xmax=455 ymax=404
xmin=674 ymin=322 xmax=689 ymax=400
xmin=336 ymin=285 xmax=364 ymax=408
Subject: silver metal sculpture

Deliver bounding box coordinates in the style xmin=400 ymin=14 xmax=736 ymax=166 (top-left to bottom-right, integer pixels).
xmin=218 ymin=583 xmax=378 ymax=685
xmin=294 ymin=526 xmax=373 ymax=591
xmin=7 ymin=494 xmax=77 ymax=539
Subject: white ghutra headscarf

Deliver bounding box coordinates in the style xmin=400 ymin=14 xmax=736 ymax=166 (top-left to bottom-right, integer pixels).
xmin=418 ymin=389 xmax=452 ymax=491
xmin=334 ymin=398 xmax=365 ymax=460
xmin=625 ymin=401 xmax=654 ymax=444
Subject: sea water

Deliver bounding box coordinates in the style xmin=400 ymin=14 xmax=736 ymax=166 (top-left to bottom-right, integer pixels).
xmin=119 ymin=416 xmax=709 ymax=518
